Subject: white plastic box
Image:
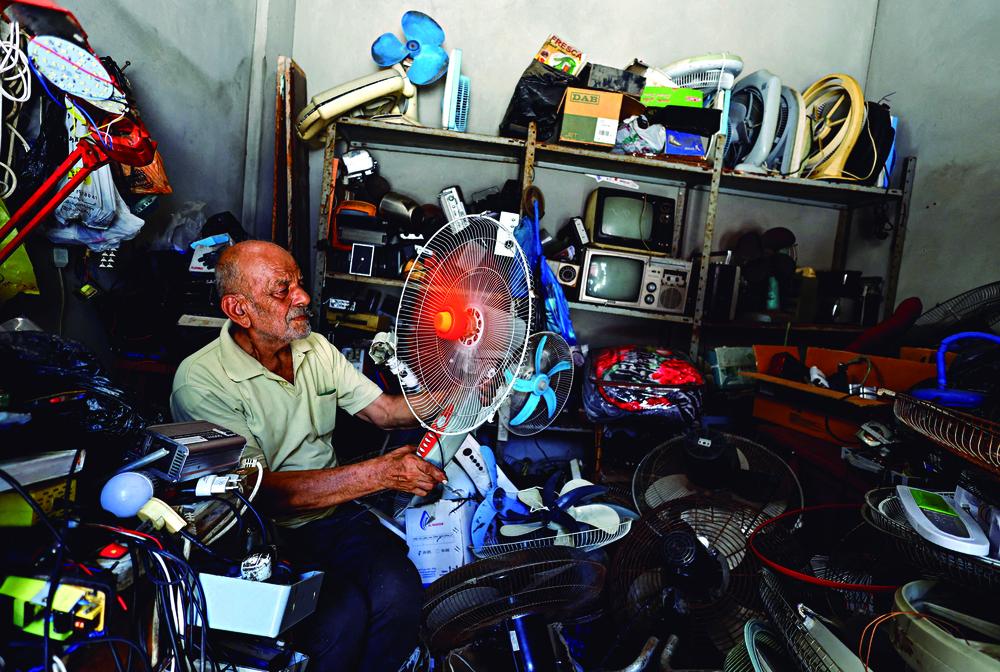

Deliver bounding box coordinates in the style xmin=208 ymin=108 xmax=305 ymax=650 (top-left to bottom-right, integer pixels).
xmin=405 ymin=500 xmax=475 ymax=586
xmin=197 ymin=571 xmax=324 ymax=637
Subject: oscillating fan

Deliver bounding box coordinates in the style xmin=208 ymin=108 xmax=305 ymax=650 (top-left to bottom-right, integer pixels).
xmin=441 ymin=48 xmax=470 ymax=132
xmin=661 ymin=52 xmax=744 ymax=92
xmin=422 ymin=547 xmax=605 ymax=667
xmin=765 ymin=86 xmax=811 ymax=176
xmin=725 ymin=70 xmax=782 ymax=172
xmin=610 ymin=496 xmax=769 ymax=655
xmin=371 ymin=10 xmax=449 ymax=86
xmin=631 ymin=430 xmax=803 ymax=520
xmin=800 ymin=74 xmax=865 ymax=180
xmin=502 ymin=331 xmax=573 ymax=436
xmin=908 ymin=280 xmax=1000 ymax=345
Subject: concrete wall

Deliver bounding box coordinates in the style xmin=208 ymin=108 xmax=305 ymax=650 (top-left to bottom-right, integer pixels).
xmin=864 ymin=0 xmax=1000 ymax=308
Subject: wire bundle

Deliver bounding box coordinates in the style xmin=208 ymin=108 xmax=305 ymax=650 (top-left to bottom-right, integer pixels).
xmin=0 ymin=20 xmax=31 ymax=200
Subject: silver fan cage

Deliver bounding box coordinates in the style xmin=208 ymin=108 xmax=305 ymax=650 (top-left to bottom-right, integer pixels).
xmin=473 ymin=519 xmax=633 ymax=559
xmin=862 ymin=487 xmax=1000 ymax=592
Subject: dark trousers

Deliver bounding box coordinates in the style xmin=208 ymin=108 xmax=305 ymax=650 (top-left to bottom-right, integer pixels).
xmin=282 ymin=503 xmax=423 ymax=672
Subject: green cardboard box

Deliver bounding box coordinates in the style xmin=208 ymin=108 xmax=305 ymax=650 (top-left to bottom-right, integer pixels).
xmin=640 ymin=86 xmax=704 ymax=108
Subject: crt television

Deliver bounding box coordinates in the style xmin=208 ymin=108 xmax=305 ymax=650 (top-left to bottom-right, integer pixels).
xmin=578 ymin=248 xmax=690 ymax=315
xmin=583 ymin=187 xmax=676 ymax=256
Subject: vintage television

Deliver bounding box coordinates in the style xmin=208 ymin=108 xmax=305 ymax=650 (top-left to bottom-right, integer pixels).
xmin=578 ymin=248 xmax=690 ymax=315
xmin=583 ymin=187 xmax=676 ymax=256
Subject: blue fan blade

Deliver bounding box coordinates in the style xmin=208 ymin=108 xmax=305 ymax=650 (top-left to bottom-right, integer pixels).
xmin=371 ymin=33 xmax=408 ymax=66
xmin=407 ymin=47 xmax=449 ymax=85
xmin=535 ymin=335 xmax=548 ymax=372
xmin=511 ymin=377 xmax=536 ymax=394
xmin=497 ymin=495 xmax=531 ymax=519
xmin=555 ymin=485 xmax=607 ymax=510
xmin=401 ymin=10 xmax=445 ymax=47
xmin=480 ymin=445 xmax=498 ymax=487
xmin=510 ymin=393 xmax=540 ymax=426
xmin=549 ymin=507 xmax=581 ymax=534
xmin=543 ymin=471 xmax=561 ymax=508
xmin=541 ymin=387 xmax=558 ymax=419
xmin=470 ymin=497 xmax=498 ymax=551
xmin=546 ymin=360 xmax=571 ymax=377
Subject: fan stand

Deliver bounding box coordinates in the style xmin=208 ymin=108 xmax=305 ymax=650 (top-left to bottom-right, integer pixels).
xmin=506 ymin=613 xmax=560 ymax=672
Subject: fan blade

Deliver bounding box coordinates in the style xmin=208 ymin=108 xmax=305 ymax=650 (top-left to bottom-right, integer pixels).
xmin=480 ymin=445 xmax=498 ymax=487
xmin=407 ymin=47 xmax=449 ymax=85
xmin=604 ymin=503 xmax=640 ymax=521
xmin=518 ymin=487 xmax=544 ymax=509
xmin=500 ymin=522 xmax=544 ymax=536
xmin=545 ymin=360 xmax=572 ymax=377
xmin=503 ymin=368 xmax=536 ymax=393
xmin=555 ymin=484 xmax=607 ymax=510
xmin=371 ymin=33 xmax=408 ymax=66
xmin=401 ymin=10 xmax=445 ymax=47
xmin=644 ymin=475 xmax=696 ymax=508
xmin=470 ymin=497 xmax=498 ymax=551
xmin=535 ymin=334 xmax=548 ymax=372
xmin=549 ymin=523 xmax=576 ymax=546
xmin=569 ymin=504 xmax=621 ymax=535
xmin=543 ymin=471 xmax=561 ymax=508
xmin=510 ymin=392 xmax=541 ymax=426
xmin=558 ymin=479 xmax=596 ymax=496
xmin=541 ymin=386 xmax=558 ymax=418
xmin=496 ymin=493 xmax=531 ymax=519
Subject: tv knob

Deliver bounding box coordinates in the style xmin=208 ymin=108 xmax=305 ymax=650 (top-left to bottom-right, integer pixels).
xmin=643 ymin=294 xmax=655 ymax=305
xmin=646 ymin=282 xmax=657 ymax=293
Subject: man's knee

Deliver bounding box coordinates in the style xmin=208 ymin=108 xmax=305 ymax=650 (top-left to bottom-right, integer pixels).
xmin=369 ymin=553 xmax=423 ymax=626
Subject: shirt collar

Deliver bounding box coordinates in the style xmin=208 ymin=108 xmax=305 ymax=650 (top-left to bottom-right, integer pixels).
xmin=218 ymin=319 xmax=314 ymax=382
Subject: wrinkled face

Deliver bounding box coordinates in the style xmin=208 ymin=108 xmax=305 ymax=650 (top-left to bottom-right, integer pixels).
xmin=244 ymin=251 xmax=312 ymax=343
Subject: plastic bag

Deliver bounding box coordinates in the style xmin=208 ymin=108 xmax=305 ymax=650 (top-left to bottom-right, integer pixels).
xmin=147 ymin=201 xmax=207 ymax=252
xmin=0 ymin=200 xmax=39 ymax=303
xmin=515 ymin=201 xmax=577 ymax=344
xmin=613 ymin=116 xmax=666 ymax=155
xmin=499 ymin=60 xmax=576 ymax=142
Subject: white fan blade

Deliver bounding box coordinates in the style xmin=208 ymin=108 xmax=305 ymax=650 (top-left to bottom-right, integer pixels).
xmin=558 ymin=478 xmax=596 ymax=497
xmin=644 ymin=474 xmax=696 ymax=509
xmin=517 ymin=487 xmax=544 ymax=509
xmin=500 ymin=522 xmax=544 ymax=536
xmin=546 ymin=522 xmax=576 ymax=546
xmin=569 ymin=504 xmax=621 ymax=535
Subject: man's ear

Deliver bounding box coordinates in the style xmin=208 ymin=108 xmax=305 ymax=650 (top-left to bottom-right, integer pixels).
xmin=220 ymin=294 xmax=252 ymax=328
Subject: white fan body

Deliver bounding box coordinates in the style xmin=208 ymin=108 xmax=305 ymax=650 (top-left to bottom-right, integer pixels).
xmin=441 ymin=48 xmax=470 ymax=132
xmin=765 ymin=86 xmax=811 ymax=176
xmin=732 ymin=70 xmax=782 ymax=173
xmin=660 ymin=52 xmax=744 ymax=92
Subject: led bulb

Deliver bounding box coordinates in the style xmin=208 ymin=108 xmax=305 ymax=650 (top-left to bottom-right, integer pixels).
xmin=100 ymin=472 xmax=154 ymax=517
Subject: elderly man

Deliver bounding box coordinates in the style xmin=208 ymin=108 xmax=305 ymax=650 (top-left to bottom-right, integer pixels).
xmin=170 ymin=240 xmax=445 ymax=672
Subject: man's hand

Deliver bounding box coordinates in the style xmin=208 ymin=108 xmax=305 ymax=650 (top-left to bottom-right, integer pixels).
xmin=375 ymin=445 xmax=447 ymax=497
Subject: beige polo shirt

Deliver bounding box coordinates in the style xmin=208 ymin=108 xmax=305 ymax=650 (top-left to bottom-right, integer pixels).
xmin=170 ymin=320 xmax=383 ymax=528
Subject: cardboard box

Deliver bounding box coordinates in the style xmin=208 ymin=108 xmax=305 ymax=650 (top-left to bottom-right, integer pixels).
xmin=641 ymin=86 xmax=703 ymax=108
xmin=406 ymin=499 xmax=476 ymax=586
xmin=534 ymin=34 xmax=586 ymax=75
xmin=579 ymin=63 xmax=645 ymax=96
xmin=742 ymin=346 xmax=943 ymax=443
xmin=558 ymin=87 xmax=643 ymax=148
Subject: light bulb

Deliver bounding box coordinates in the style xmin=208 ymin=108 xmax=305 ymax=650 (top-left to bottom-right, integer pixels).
xmin=100 ymin=471 xmax=154 ymax=517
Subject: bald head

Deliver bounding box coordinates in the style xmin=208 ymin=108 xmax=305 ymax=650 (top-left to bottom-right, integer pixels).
xmin=215 ymin=240 xmax=296 ymax=299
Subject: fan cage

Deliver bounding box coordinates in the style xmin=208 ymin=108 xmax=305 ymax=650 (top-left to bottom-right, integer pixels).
xmin=631 ymin=431 xmax=804 ymax=520
xmin=914 ymin=280 xmax=1000 ymax=327
xmin=724 ymin=619 xmax=794 ymax=672
xmin=395 ymin=214 xmax=532 ymax=436
xmin=759 ymin=569 xmax=850 ymax=672
xmin=888 ymin=390 xmax=1000 ymax=475
xmin=473 ymin=520 xmax=632 ymax=559
xmin=862 ymin=488 xmax=1000 ymax=591
xmin=503 ymin=331 xmax=574 ymax=437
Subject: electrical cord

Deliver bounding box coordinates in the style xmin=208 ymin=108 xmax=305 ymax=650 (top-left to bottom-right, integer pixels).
xmin=232 ymin=490 xmax=269 ymax=545
xmin=178 ymin=529 xmax=236 ymax=564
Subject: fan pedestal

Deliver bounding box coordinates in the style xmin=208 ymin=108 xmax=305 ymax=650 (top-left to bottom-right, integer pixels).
xmin=506 ymin=614 xmax=560 ymax=672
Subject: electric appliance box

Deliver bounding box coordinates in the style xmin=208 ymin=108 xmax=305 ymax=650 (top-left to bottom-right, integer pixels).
xmin=584 ymin=187 xmax=676 ymax=256
xmin=578 ymin=248 xmax=690 ymax=315
xmin=136 ymin=421 xmax=245 ymax=483
xmin=197 ymin=571 xmax=324 ymax=638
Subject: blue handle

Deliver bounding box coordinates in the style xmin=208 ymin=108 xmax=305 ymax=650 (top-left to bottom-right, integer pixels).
xmin=936 ymin=332 xmax=1000 ymax=389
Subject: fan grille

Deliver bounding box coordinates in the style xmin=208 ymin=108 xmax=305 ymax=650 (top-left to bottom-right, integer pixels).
xmin=759 ymin=570 xmax=847 ymax=672
xmin=422 ymin=548 xmax=605 ymax=652
xmin=395 ymin=215 xmax=532 ymax=435
xmin=454 ymin=75 xmax=470 ymax=132
xmin=503 ymin=331 xmax=574 ymax=436
xmin=862 ymin=488 xmax=1000 ymax=591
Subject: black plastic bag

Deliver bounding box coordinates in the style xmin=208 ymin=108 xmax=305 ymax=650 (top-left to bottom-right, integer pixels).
xmin=499 ymin=60 xmax=577 ymax=142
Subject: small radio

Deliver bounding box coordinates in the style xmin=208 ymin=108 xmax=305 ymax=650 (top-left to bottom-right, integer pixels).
xmin=545 ymin=259 xmax=580 ymax=288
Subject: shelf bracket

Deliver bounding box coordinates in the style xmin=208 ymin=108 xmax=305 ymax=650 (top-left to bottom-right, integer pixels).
xmin=520 ymin=122 xmax=537 ymax=216
xmin=689 ymin=133 xmax=727 ymax=362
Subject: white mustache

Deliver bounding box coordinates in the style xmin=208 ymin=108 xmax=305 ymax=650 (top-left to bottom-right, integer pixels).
xmin=288 ymin=306 xmax=314 ymax=322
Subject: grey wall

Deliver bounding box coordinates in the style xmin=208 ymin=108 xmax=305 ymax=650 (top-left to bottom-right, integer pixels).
xmin=864 ymin=0 xmax=1000 ymax=308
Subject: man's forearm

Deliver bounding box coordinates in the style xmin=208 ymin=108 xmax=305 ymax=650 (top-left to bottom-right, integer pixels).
xmin=256 ymin=461 xmax=383 ymax=513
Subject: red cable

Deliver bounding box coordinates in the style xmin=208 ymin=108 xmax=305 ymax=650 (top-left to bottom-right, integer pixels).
xmin=748 ymin=503 xmax=898 ymax=593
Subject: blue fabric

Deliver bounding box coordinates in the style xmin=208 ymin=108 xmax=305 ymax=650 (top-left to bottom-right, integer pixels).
xmin=283 ymin=503 xmax=422 ymax=672
xmin=515 ymin=203 xmax=578 ymax=345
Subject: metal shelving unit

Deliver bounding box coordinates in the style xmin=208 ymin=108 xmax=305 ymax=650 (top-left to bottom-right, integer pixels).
xmin=314 ymin=117 xmax=915 ymax=360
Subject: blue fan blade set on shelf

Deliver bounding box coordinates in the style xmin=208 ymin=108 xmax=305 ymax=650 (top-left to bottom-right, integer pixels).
xmin=371 ymin=10 xmax=449 ymax=86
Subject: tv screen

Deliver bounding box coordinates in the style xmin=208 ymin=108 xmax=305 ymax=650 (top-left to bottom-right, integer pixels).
xmin=586 ymin=255 xmax=644 ymax=302
xmin=602 ymin=196 xmax=654 ymax=242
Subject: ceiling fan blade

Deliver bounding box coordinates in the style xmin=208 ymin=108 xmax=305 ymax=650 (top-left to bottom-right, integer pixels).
xmin=510 ymin=392 xmax=541 ymax=426
xmin=541 ymin=386 xmax=558 ymax=418
xmin=534 ymin=334 xmax=548 ymax=372
xmin=371 ymin=33 xmax=408 ymax=66
xmin=518 ymin=487 xmax=544 ymax=509
xmin=401 ymin=10 xmax=445 ymax=47
xmin=500 ymin=522 xmax=544 ymax=536
xmin=569 ymin=504 xmax=621 ymax=535
xmin=545 ymin=360 xmax=571 ymax=377
xmin=407 ymin=47 xmax=449 ymax=86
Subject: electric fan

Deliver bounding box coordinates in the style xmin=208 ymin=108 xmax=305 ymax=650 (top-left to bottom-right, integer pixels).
xmin=725 ymin=70 xmax=782 ymax=172
xmin=723 ymin=620 xmax=797 ymax=672
xmin=863 ymin=488 xmax=1000 ymax=592
xmin=800 ymin=74 xmax=865 ymax=181
xmin=631 ymin=430 xmax=803 ymax=520
xmin=908 ymin=280 xmax=1000 ymax=344
xmin=661 ymin=52 xmax=744 ymax=92
xmin=371 ymin=10 xmax=449 ymax=86
xmin=609 ymin=496 xmax=769 ymax=654
xmin=765 ymin=86 xmax=811 ymax=177
xmin=502 ymin=331 xmax=573 ymax=436
xmin=889 ymin=580 xmax=1000 ymax=672
xmin=422 ymin=547 xmax=605 ymax=663
xmin=441 ymin=48 xmax=470 ymax=132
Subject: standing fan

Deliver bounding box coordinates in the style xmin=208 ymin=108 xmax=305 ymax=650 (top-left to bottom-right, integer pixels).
xmin=631 ymin=430 xmax=803 ymax=520
xmin=765 ymin=86 xmax=811 ymax=177
xmin=610 ymin=496 xmax=769 ymax=655
xmin=800 ymin=74 xmax=865 ymax=180
xmin=908 ymin=280 xmax=1000 ymax=344
xmin=422 ymin=547 xmax=605 ymax=668
xmin=441 ymin=48 xmax=470 ymax=132
xmin=502 ymin=331 xmax=573 ymax=436
xmin=725 ymin=70 xmax=782 ymax=172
